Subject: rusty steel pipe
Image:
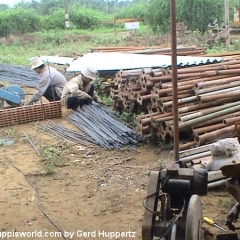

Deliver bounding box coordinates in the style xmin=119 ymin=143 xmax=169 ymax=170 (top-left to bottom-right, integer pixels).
xmin=160 ymin=96 xmax=198 ymax=110
xmin=223 ymin=116 xmax=240 ymax=126
xmin=136 ymin=111 xmax=160 ymax=120
xmin=179 ymin=141 xmax=197 ymax=151
xmin=131 ymin=90 xmax=149 ymax=99
xmin=153 ymin=115 xmax=173 ymax=124
xmin=194 ymin=75 xmax=240 ymax=89
xmin=199 ymin=85 xmax=240 ymax=96
xmin=199 ymin=90 xmax=240 ymax=103
xmin=161 ymin=74 xmax=234 ymax=89
xmin=194 ymin=80 xmax=240 ymax=95
xmin=156 ymin=85 xmax=193 ymax=96
xmin=194 ymin=111 xmax=240 ymax=128
xmin=192 ymin=123 xmax=226 ymax=135
xmin=144 ymin=76 xmax=164 ymax=83
xmin=141 ymin=83 xmax=154 ymax=91
xmin=195 ymin=126 xmax=233 ymax=146
xmin=179 ymin=103 xmax=240 ymax=130
xmin=179 ymin=143 xmax=212 ymax=158
xmin=137 ymin=93 xmax=153 ymax=105
xmin=171 ymin=63 xmax=240 ymax=75
xmin=179 ymin=102 xmax=240 ymax=122
xmin=156 ymin=68 xmax=240 ymax=82
xmin=178 ymin=96 xmax=240 ymax=114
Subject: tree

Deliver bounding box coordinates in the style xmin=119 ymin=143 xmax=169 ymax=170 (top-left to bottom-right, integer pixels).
xmin=0 ymin=4 xmax=9 ymax=10
xmin=146 ymin=0 xmax=170 ymax=33
xmin=177 ymin=0 xmax=224 ymax=33
xmin=146 ymin=0 xmax=225 ymax=33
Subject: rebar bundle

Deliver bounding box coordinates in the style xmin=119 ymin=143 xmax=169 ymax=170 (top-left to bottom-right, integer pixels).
xmin=67 ymin=103 xmax=143 ymax=150
xmin=0 ymin=63 xmax=40 ymax=87
xmin=40 ymin=120 xmax=97 ymax=146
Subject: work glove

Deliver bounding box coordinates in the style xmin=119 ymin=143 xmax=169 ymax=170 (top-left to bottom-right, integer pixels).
xmin=99 ymin=100 xmax=104 ymax=105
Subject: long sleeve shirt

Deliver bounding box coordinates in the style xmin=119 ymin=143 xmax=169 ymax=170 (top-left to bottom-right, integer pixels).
xmin=61 ymin=74 xmax=101 ymax=106
xmin=30 ymin=66 xmax=67 ymax=103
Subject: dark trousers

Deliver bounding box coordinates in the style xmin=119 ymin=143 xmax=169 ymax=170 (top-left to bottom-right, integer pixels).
xmin=44 ymin=85 xmax=60 ymax=102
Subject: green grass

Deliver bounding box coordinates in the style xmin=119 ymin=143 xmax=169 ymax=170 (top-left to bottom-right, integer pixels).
xmin=0 ymin=27 xmax=141 ymax=66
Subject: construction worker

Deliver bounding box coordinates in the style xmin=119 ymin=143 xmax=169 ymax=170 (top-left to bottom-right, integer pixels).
xmin=28 ymin=57 xmax=67 ymax=104
xmin=61 ymin=64 xmax=103 ymax=110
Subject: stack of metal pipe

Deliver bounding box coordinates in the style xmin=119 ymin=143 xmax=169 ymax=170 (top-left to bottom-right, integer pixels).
xmin=111 ymin=58 xmax=240 ymax=150
xmin=89 ymin=46 xmax=206 ymax=56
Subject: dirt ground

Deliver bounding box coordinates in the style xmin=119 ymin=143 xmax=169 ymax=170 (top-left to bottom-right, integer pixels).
xmin=0 ymin=106 xmax=239 ymax=240
xmin=1 ymin=30 xmax=240 ymax=239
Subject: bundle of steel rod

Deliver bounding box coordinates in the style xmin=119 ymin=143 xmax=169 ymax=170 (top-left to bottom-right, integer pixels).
xmin=66 ymin=102 xmax=143 ymax=150
xmin=39 ymin=120 xmax=97 ymax=146
xmin=0 ymin=63 xmax=40 ymax=87
xmin=89 ymin=46 xmax=206 ymax=56
xmin=0 ymin=101 xmax=62 ymax=128
xmin=111 ymin=58 xmax=240 ymax=149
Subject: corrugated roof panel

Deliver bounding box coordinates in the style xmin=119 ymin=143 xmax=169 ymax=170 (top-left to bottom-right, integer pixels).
xmin=66 ymin=52 xmax=223 ymax=72
xmin=30 ymin=56 xmax=75 ymax=65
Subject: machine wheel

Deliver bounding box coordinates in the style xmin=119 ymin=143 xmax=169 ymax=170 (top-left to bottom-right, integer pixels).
xmin=5 ymin=85 xmax=25 ymax=106
xmin=185 ymin=194 xmax=203 ymax=240
xmin=142 ymin=171 xmax=160 ymax=240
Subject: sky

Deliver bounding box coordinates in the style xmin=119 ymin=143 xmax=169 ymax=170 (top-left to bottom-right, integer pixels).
xmin=0 ymin=0 xmax=126 ymax=7
xmin=0 ymin=0 xmax=31 ymax=7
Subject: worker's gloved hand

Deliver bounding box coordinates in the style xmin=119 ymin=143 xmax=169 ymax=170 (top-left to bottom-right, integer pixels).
xmin=227 ymin=203 xmax=240 ymax=225
xmin=99 ymin=100 xmax=104 ymax=105
xmin=87 ymin=95 xmax=93 ymax=100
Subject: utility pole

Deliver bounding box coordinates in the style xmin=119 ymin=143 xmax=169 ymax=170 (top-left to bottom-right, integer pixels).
xmin=225 ymin=0 xmax=230 ymax=51
xmin=65 ymin=0 xmax=70 ymax=29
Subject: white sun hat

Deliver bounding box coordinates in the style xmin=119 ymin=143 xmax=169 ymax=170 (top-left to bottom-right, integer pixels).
xmin=31 ymin=57 xmax=45 ymax=70
xmin=79 ymin=64 xmax=97 ymax=80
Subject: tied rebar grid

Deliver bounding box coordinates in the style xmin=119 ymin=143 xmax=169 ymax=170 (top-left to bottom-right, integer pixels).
xmin=0 ymin=101 xmax=62 ymax=128
xmin=67 ymin=103 xmax=143 ymax=150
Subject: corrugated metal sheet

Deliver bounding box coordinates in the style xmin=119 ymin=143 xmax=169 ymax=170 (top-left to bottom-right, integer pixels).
xmin=30 ymin=56 xmax=74 ymax=65
xmin=66 ymin=52 xmax=223 ymax=72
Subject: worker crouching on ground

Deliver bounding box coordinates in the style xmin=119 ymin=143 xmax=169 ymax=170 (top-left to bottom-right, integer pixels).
xmin=29 ymin=57 xmax=67 ymax=104
xmin=61 ymin=65 xmax=103 ymax=110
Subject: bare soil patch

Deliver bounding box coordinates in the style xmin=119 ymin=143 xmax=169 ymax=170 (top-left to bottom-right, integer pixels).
xmin=0 ymin=112 xmax=239 ymax=240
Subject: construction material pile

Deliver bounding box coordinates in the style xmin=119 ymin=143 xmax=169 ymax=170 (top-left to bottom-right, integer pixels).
xmin=110 ymin=58 xmax=240 ymax=150
xmin=39 ymin=120 xmax=97 ymax=147
xmin=89 ymin=46 xmax=206 ymax=56
xmin=0 ymin=63 xmax=39 ymax=87
xmin=67 ymin=103 xmax=143 ymax=150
